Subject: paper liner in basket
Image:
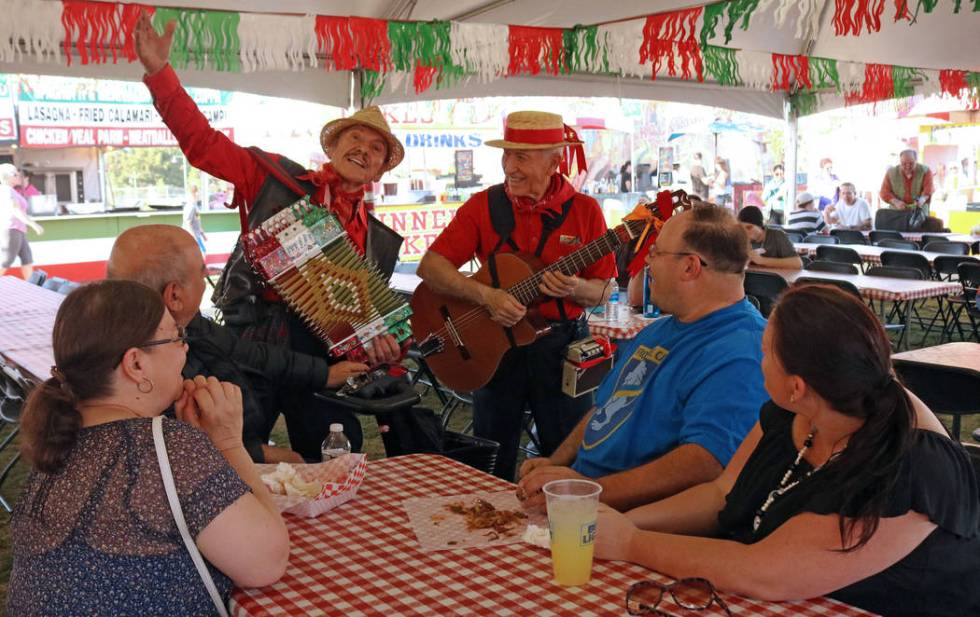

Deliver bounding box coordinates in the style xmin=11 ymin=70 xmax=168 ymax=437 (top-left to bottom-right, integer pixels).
xmin=256 ymin=453 xmax=367 ymax=518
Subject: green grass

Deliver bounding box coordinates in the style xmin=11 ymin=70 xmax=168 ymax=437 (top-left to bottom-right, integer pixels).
xmin=0 ymin=301 xmax=976 ymax=610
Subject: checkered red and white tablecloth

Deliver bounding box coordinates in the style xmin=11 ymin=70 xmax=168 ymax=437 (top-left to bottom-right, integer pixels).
xmin=230 ymin=454 xmax=874 ymax=617
xmin=588 ymin=314 xmax=658 ymax=341
xmin=0 ymin=276 xmax=62 ymax=383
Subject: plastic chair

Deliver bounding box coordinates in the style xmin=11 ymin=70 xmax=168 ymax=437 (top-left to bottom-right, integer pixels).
xmin=804 ymin=234 xmax=839 ymax=245
xmin=869 ymin=230 xmax=903 ymax=244
xmin=892 ymin=362 xmax=980 ymax=440
xmin=945 ymin=263 xmax=980 ymax=342
xmin=866 ymin=266 xmax=923 ymax=280
xmin=923 ymin=241 xmax=970 ymax=256
xmin=876 ymin=239 xmax=919 ymax=251
xmin=806 ymin=260 xmax=859 ymax=275
xmin=793 ymin=276 xmax=862 ymax=299
xmin=880 ymin=251 xmax=931 ymax=279
xmin=743 ymin=271 xmax=788 ymax=317
xmin=830 ymin=229 xmax=867 ymax=245
xmin=41 ymin=276 xmax=68 ymax=291
xmin=815 ymin=245 xmax=864 ymax=272
xmin=26 ymin=269 xmax=48 ymax=286
xmin=933 ymin=256 xmax=978 ymax=282
xmin=920 ymin=234 xmax=953 ymax=248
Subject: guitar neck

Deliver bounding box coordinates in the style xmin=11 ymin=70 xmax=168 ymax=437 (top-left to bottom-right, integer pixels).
xmin=507 ymin=226 xmax=627 ymax=305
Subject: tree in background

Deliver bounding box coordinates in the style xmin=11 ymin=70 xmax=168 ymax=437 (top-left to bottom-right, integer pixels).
xmin=104 ymin=147 xmax=200 ymax=208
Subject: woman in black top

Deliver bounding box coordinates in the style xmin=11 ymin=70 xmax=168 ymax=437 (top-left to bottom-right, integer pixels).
xmin=595 ymin=284 xmax=980 ymax=616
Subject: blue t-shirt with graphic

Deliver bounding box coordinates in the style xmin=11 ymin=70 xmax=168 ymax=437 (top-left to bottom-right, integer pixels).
xmin=572 ymin=299 xmax=767 ymax=478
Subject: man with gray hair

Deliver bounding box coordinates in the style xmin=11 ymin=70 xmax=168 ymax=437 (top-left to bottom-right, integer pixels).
xmin=108 ymin=224 xmax=369 ymax=463
xmin=880 ymin=149 xmax=934 ymax=213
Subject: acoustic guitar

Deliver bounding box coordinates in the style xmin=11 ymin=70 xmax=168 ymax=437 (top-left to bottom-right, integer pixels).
xmin=410 ymin=194 xmax=684 ymax=392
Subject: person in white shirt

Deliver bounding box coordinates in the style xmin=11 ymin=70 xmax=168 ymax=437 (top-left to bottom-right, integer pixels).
xmin=785 ymin=192 xmax=825 ymax=235
xmin=824 ymin=183 xmax=872 ymax=231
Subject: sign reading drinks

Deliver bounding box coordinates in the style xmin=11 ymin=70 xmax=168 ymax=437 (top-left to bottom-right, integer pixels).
xmin=14 ymin=74 xmax=232 ymax=148
xmin=374 ymin=202 xmax=463 ymax=262
xmin=0 ymin=76 xmax=15 ymax=141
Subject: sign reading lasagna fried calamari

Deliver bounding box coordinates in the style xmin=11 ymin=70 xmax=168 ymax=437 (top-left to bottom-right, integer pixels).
xmin=15 ymin=75 xmax=232 ymax=148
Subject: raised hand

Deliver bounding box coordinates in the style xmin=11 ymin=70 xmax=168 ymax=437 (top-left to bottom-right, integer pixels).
xmin=133 ymin=10 xmax=176 ymax=75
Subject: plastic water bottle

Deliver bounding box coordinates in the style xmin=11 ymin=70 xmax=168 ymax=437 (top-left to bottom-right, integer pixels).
xmin=605 ymin=286 xmax=620 ymax=321
xmin=642 ymin=267 xmax=661 ymax=318
xmin=321 ymin=423 xmax=351 ymax=461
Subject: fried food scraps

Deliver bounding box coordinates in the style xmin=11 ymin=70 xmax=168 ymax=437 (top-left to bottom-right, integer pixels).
xmin=443 ymin=498 xmax=528 ymax=536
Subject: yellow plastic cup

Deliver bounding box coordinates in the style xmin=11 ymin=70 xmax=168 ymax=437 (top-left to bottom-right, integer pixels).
xmin=543 ymin=479 xmax=602 ymax=586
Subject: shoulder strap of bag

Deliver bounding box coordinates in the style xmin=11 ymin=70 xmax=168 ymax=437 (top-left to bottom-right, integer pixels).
xmin=152 ymin=416 xmax=230 ymax=617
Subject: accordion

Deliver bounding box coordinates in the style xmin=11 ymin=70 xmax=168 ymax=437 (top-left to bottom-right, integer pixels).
xmin=242 ymin=198 xmax=412 ymax=358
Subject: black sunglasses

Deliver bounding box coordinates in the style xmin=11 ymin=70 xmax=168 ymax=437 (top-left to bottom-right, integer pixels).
xmin=626 ymin=578 xmax=732 ymax=616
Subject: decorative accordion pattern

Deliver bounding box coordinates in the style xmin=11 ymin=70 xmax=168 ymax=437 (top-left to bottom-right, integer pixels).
xmin=243 ymin=198 xmax=412 ymax=357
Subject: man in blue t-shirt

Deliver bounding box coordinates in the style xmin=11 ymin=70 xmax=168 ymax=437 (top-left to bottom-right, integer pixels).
xmin=518 ymin=205 xmax=768 ymax=511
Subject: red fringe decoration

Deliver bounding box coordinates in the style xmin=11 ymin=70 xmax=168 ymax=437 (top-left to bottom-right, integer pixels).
xmin=640 ymin=7 xmax=703 ymax=82
xmin=833 ymin=0 xmax=886 ymax=35
xmin=771 ymin=53 xmax=813 ymax=91
xmin=559 ymin=124 xmax=587 ymax=178
xmin=414 ymin=62 xmax=438 ymax=93
xmin=893 ymin=0 xmax=914 ymax=20
xmin=348 ymin=17 xmax=391 ymax=73
xmin=62 ymin=0 xmax=122 ymax=65
xmin=507 ymin=26 xmax=565 ymax=76
xmin=315 ymin=16 xmax=356 ymax=71
xmin=120 ymin=4 xmax=153 ymax=62
xmin=845 ymin=64 xmax=894 ymax=105
xmin=939 ymin=69 xmax=969 ymax=96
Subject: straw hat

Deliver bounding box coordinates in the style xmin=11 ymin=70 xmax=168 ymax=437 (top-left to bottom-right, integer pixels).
xmin=485 ymin=111 xmax=583 ymax=150
xmin=320 ymin=106 xmax=404 ymax=172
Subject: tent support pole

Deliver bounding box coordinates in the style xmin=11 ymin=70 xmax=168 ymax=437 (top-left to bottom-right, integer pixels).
xmin=783 ymin=99 xmax=799 ymax=216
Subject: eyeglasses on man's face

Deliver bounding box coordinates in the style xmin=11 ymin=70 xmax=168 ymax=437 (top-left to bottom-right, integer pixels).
xmin=626 ymin=577 xmax=732 ymax=616
xmin=648 ymin=247 xmax=709 ymax=269
xmin=139 ymin=325 xmax=190 ymax=349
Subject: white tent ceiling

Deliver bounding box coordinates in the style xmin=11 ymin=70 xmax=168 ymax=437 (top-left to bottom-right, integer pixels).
xmin=1 ymin=0 xmax=978 ymax=118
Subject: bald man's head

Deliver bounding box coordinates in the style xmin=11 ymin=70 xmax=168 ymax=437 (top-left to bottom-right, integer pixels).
xmin=108 ymin=225 xmax=207 ymax=326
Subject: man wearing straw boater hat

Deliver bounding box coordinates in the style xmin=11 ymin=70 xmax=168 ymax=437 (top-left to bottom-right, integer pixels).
xmin=418 ymin=111 xmax=617 ymax=481
xmin=135 ymin=14 xmax=403 ymax=461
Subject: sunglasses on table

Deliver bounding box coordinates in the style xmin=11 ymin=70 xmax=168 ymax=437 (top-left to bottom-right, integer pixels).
xmin=626 ymin=577 xmax=732 ymax=617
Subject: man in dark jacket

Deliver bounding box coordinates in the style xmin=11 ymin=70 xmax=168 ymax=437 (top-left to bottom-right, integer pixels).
xmin=108 ymin=225 xmax=370 ymax=462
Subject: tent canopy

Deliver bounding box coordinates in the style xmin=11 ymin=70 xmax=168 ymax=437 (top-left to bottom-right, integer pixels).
xmin=0 ymin=0 xmax=978 ymax=117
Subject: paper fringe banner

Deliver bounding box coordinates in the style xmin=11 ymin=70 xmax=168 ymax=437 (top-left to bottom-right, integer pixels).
xmin=833 ymin=0 xmax=887 ymax=35
xmin=703 ymin=45 xmax=742 ymax=86
xmin=314 ymin=16 xmax=354 ymax=70
xmin=507 ymin=25 xmax=565 ymax=76
xmin=152 ymin=6 xmax=240 ymax=72
xmin=600 ymin=19 xmax=646 ymax=79
xmin=238 ymin=14 xmax=316 ymax=72
xmin=563 ymin=25 xmax=607 ymax=74
xmin=641 ymin=7 xmax=703 ymax=81
xmin=450 ymin=22 xmax=508 ymax=83
xmin=1 ymin=0 xmax=64 ymax=63
xmin=771 ymin=53 xmax=812 ymax=91
xmin=734 ymin=49 xmax=773 ymax=89
xmin=701 ymin=0 xmax=764 ymax=47
xmin=61 ymin=0 xmax=150 ymax=65
xmin=349 ymin=17 xmax=391 ymax=73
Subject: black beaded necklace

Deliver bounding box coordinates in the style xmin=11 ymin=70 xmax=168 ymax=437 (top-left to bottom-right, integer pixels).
xmin=752 ymin=428 xmax=825 ymax=534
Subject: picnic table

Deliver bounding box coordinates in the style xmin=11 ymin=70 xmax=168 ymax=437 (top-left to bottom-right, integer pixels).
xmin=229 ymin=453 xmax=874 ymax=616
xmin=794 ymin=243 xmax=954 ymax=267
xmin=893 ymin=342 xmax=980 ymax=375
xmin=0 ymin=276 xmax=61 ymax=384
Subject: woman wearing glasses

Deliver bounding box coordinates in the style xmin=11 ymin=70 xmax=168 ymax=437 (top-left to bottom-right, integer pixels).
xmin=596 ymin=284 xmax=979 ymax=616
xmin=7 ymin=280 xmax=289 ymax=616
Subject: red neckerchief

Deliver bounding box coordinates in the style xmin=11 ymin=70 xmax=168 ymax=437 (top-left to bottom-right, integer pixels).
xmin=504 ymin=173 xmax=575 ymax=215
xmin=297 ymin=163 xmax=368 ymax=255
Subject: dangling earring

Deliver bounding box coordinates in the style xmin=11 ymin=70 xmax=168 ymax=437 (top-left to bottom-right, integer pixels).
xmin=138 ymin=378 xmax=154 ymax=394
xmin=789 ymin=392 xmax=797 ymax=404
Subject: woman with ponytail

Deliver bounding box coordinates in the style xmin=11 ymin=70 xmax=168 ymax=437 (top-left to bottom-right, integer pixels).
xmin=594 ymin=285 xmax=980 ymax=616
xmin=8 ymin=280 xmax=288 ymax=616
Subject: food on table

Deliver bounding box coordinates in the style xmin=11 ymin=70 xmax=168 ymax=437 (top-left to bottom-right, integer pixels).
xmin=443 ymin=498 xmax=528 ymax=536
xmin=261 ymin=462 xmax=325 ymax=497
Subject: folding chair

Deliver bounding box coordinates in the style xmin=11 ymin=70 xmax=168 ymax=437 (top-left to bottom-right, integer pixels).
xmin=876 ymin=239 xmax=919 ymax=251
xmin=815 ymin=245 xmax=864 ymax=273
xmin=830 ymin=229 xmax=867 ymax=245
xmin=880 ymin=251 xmax=931 ymax=279
xmin=869 ymin=230 xmax=903 ymax=244
xmin=744 ymin=271 xmax=788 ymax=317
xmin=804 ymin=234 xmax=839 ymax=245
xmin=892 ymin=362 xmax=980 ymax=440
xmin=923 ymin=241 xmax=970 ymax=256
xmin=805 ymin=260 xmax=859 ymax=275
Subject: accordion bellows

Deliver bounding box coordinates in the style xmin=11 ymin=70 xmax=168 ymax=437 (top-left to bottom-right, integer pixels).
xmin=243 ymin=198 xmax=412 ymax=357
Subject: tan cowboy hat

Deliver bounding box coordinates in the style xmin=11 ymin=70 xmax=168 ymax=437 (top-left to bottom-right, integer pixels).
xmin=320 ymin=106 xmax=404 ymax=172
xmin=485 ymin=111 xmax=583 ymax=150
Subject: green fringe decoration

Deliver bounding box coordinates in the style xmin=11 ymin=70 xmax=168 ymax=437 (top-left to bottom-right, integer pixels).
xmin=701 ymin=0 xmax=762 ymax=47
xmin=703 ymin=45 xmax=741 ymax=86
xmin=153 ymin=8 xmax=240 ymax=73
xmin=360 ymin=70 xmax=387 ymax=101
xmin=387 ymin=20 xmax=464 ymax=91
xmin=808 ymin=57 xmax=840 ymax=91
xmin=430 ymin=21 xmax=465 ymax=89
xmin=967 ymin=72 xmax=980 ymax=91
xmin=387 ymin=21 xmax=417 ymax=72
xmin=563 ymin=24 xmax=606 ymax=74
xmin=952 ymin=0 xmax=980 ymax=11
xmin=790 ymin=91 xmax=818 ymax=116
xmin=913 ymin=0 xmax=942 ymax=14
xmin=892 ymin=65 xmax=924 ymax=99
